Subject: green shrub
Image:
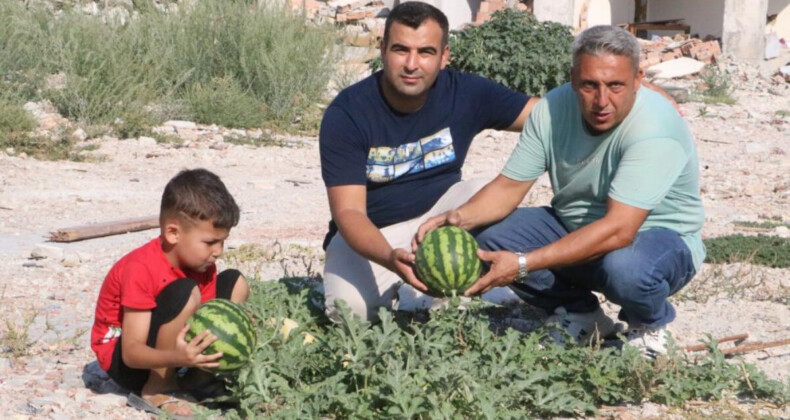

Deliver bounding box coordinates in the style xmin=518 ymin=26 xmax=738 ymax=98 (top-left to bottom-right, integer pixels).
xmin=112 ymin=108 xmax=157 ymax=139
xmin=214 ymin=279 xmax=788 ymax=419
xmin=0 ymin=99 xmax=36 ymax=136
xmin=449 ymin=9 xmax=573 ymax=96
xmin=185 ymin=77 xmax=265 ymax=129
xmin=0 ymin=0 xmax=336 ymax=130
xmin=704 ymin=235 xmax=790 ymax=268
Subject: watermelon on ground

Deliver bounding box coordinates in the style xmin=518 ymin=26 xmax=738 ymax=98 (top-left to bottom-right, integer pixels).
xmin=414 ymin=226 xmax=482 ymax=297
xmin=185 ymin=298 xmax=257 ymax=372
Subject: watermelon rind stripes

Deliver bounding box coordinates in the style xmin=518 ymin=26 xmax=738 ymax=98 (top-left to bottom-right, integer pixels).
xmin=185 ymin=298 xmax=257 ymax=371
xmin=415 ymin=226 xmax=482 ymax=297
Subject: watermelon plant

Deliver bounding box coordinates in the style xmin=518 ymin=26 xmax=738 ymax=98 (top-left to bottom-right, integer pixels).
xmin=414 ymin=226 xmax=482 ymax=296
xmin=186 ymin=299 xmax=257 ymax=372
xmin=202 ymin=279 xmax=789 ymax=419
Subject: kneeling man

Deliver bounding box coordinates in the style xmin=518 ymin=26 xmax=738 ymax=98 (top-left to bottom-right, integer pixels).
xmin=416 ymin=25 xmax=705 ymax=358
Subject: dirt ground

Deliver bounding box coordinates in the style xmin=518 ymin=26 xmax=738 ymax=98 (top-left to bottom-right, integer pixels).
xmin=0 ymin=78 xmax=788 ymax=418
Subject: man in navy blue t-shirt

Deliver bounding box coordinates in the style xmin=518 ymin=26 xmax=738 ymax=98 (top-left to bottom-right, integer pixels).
xmin=320 ymin=2 xmax=537 ymax=322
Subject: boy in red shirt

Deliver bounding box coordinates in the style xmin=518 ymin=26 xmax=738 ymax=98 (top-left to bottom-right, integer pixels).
xmin=91 ymin=168 xmax=249 ymax=418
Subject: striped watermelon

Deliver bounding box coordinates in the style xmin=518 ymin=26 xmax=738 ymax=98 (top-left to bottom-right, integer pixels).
xmin=414 ymin=226 xmax=482 ymax=297
xmin=185 ymin=299 xmax=257 ymax=372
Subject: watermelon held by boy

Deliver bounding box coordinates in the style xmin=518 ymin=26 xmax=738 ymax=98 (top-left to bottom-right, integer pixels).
xmin=414 ymin=226 xmax=482 ymax=297
xmin=185 ymin=298 xmax=257 ymax=372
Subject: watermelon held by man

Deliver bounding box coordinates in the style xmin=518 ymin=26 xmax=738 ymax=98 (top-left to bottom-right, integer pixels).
xmin=185 ymin=298 xmax=257 ymax=372
xmin=414 ymin=226 xmax=483 ymax=297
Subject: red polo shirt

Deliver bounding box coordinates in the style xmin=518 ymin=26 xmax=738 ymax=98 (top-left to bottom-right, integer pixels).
xmin=91 ymin=237 xmax=217 ymax=371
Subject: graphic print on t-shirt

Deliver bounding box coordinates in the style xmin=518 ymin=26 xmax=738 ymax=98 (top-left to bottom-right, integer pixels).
xmin=366 ymin=127 xmax=455 ymax=183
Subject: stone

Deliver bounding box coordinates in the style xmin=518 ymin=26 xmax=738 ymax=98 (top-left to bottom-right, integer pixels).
xmin=71 ymin=128 xmax=87 ymax=141
xmin=229 ymin=128 xmax=246 ymax=137
xmin=774 ymin=226 xmax=790 ymax=238
xmin=639 ymin=402 xmax=662 ymax=418
xmin=61 ymin=252 xmax=80 ymax=268
xmin=31 ymin=245 xmax=64 ymax=261
xmin=163 ymin=120 xmax=197 ymax=130
xmin=175 ymin=129 xmax=199 ymax=142
xmin=136 ymin=136 xmax=157 ymax=147
xmin=0 ymin=357 xmax=12 ymax=373
xmin=81 ymin=1 xmax=99 ymax=15
xmin=152 ymin=125 xmax=176 ymax=135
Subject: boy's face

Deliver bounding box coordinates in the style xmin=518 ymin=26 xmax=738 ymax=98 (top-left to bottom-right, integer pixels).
xmin=164 ymin=219 xmax=229 ymax=272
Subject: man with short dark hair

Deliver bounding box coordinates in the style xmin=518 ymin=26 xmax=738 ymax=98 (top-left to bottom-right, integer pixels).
xmin=319 ymin=2 xmax=538 ymax=322
xmin=416 ymin=25 xmax=705 ymax=358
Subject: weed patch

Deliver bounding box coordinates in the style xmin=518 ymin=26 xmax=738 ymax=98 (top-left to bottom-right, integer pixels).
xmin=212 ymin=279 xmax=788 ymax=418
xmin=0 ymin=310 xmax=38 ymax=358
xmin=693 ymin=66 xmax=737 ymax=105
xmin=704 ymin=235 xmax=790 ymax=268
xmin=732 ymin=220 xmax=790 ymax=230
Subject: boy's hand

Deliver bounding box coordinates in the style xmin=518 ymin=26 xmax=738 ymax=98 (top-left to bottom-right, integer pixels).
xmin=175 ymin=324 xmax=223 ymax=369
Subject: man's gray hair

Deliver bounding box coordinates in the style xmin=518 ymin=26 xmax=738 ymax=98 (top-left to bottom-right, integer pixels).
xmin=572 ymin=25 xmax=641 ymax=71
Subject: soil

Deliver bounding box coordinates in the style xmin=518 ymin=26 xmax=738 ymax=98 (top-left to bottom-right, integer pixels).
xmin=0 ymin=80 xmax=788 ymax=418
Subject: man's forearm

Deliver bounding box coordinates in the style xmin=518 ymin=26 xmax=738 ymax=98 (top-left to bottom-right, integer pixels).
xmin=334 ymin=209 xmax=395 ymax=270
xmin=456 ymin=175 xmax=534 ymax=231
xmin=525 ymin=217 xmax=633 ymax=272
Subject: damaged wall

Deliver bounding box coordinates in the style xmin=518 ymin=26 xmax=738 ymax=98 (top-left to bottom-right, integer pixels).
xmin=646 ymin=0 xmax=789 ymax=39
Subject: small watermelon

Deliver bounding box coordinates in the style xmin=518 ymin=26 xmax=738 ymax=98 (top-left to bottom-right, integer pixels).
xmin=185 ymin=299 xmax=257 ymax=372
xmin=414 ymin=226 xmax=482 ymax=297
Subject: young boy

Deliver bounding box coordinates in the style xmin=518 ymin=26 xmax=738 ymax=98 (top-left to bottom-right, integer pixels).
xmin=91 ymin=168 xmax=249 ymax=419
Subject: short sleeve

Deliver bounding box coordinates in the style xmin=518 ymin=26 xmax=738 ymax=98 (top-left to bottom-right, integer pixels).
xmin=501 ymin=98 xmax=549 ymax=181
xmin=119 ymin=261 xmax=157 ymax=310
xmin=465 ymin=74 xmax=530 ymax=130
xmin=608 ymin=138 xmax=687 ymax=210
xmin=319 ymin=105 xmax=368 ymax=187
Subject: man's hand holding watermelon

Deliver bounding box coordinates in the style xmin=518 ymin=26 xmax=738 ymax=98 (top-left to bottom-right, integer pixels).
xmin=413 ymin=208 xmax=522 ymax=297
xmin=386 ymin=248 xmax=432 ymax=295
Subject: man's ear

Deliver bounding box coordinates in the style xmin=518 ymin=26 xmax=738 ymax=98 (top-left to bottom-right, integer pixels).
xmin=634 ymin=67 xmax=644 ymax=91
xmin=440 ymin=44 xmax=450 ymax=69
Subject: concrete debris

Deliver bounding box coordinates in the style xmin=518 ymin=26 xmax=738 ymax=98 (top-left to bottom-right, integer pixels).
xmin=646 ymin=57 xmax=706 ymax=79
xmin=639 ymin=36 xmax=722 ymax=71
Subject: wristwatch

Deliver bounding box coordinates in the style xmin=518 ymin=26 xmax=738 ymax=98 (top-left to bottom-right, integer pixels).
xmin=515 ymin=252 xmax=529 ymax=281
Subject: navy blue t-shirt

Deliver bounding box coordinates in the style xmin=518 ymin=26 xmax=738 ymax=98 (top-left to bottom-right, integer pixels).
xmin=320 ymin=69 xmax=529 ymax=246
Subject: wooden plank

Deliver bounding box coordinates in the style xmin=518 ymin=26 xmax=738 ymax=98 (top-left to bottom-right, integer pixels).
xmin=49 ymin=215 xmax=159 ymax=243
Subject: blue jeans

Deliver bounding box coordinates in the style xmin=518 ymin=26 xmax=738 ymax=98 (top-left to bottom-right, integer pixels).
xmin=475 ymin=207 xmax=696 ymax=328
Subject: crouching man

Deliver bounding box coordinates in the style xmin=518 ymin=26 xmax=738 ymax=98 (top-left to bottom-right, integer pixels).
xmin=416 ymin=26 xmax=705 ymax=358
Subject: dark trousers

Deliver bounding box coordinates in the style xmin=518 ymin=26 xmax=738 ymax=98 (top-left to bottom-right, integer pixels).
xmin=476 ymin=207 xmax=696 ymax=328
xmin=107 ymin=269 xmax=242 ymax=393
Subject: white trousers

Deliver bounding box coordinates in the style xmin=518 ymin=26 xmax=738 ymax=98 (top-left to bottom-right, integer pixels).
xmin=323 ymin=179 xmax=494 ymax=322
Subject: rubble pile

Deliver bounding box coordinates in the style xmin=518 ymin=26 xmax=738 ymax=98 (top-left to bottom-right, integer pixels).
xmin=289 ymin=0 xmax=388 ymax=48
xmin=639 ymin=35 xmax=722 ymax=70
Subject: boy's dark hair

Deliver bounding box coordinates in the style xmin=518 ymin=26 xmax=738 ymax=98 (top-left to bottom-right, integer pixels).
xmin=383 ymin=2 xmax=449 ymax=48
xmin=160 ymin=168 xmax=240 ymax=230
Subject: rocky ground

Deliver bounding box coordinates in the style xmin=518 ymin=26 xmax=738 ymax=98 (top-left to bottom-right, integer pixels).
xmin=0 ymin=68 xmax=788 ymax=418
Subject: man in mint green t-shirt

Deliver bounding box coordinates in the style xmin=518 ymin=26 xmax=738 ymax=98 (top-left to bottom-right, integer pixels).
xmin=414 ymin=25 xmax=704 ymax=358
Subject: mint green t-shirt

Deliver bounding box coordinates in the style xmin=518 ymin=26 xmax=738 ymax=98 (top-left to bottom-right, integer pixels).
xmin=502 ymin=83 xmax=706 ymax=269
